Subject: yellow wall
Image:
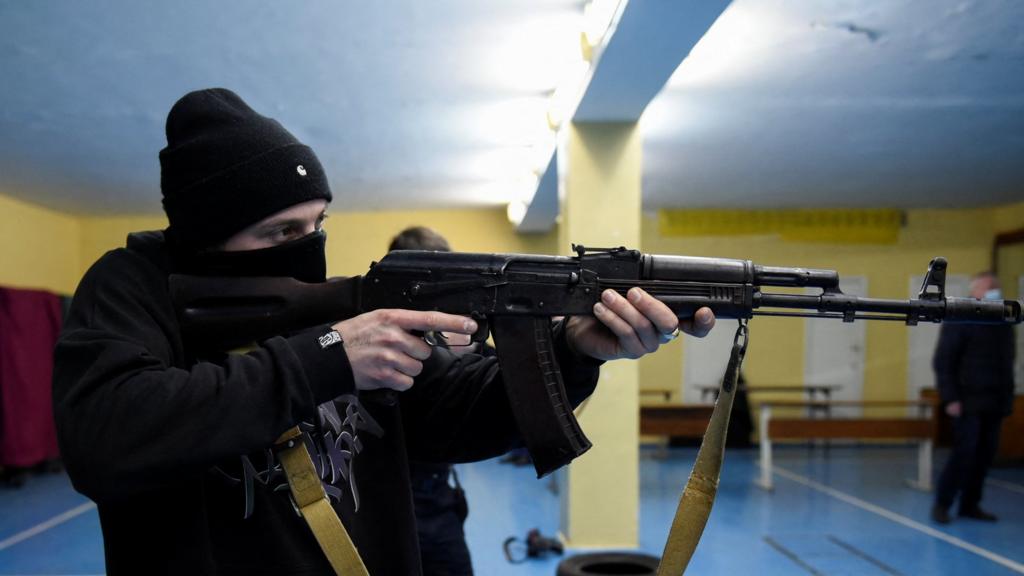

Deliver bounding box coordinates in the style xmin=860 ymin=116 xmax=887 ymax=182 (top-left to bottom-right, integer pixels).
xmin=993 ymin=201 xmax=1024 ymax=300
xmin=74 ymin=209 xmax=557 ymax=281
xmin=323 ymin=208 xmax=558 ymax=276
xmin=0 ymin=193 xmax=557 ymax=294
xmin=78 ymin=215 xmax=168 ymax=274
xmin=0 ymin=193 xmax=81 ymax=294
xmin=0 ymin=198 xmax=168 ymax=294
xmin=994 ymin=200 xmax=1024 ymax=234
xmin=638 ymin=201 xmax=1023 ymax=407
xmin=2 ymin=189 xmax=1019 ymax=408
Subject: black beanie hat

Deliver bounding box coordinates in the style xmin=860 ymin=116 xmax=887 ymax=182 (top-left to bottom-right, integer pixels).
xmin=160 ymin=88 xmax=332 ymax=250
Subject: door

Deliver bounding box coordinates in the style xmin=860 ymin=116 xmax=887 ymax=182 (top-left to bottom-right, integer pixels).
xmin=1018 ymin=276 xmax=1023 ymax=394
xmin=804 ymin=276 xmax=867 ymax=417
xmin=682 ymin=319 xmax=741 ymax=404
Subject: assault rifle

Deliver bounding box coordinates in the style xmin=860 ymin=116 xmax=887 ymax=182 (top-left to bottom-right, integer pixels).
xmin=170 ymin=245 xmax=1022 ymax=478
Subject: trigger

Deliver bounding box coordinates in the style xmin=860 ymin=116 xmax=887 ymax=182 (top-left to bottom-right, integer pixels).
xmin=422 ymin=331 xmax=447 ymax=347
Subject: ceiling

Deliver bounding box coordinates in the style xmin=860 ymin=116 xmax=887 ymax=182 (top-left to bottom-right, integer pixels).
xmin=642 ymin=0 xmax=1024 ymax=209
xmin=0 ymin=0 xmax=1021 ymax=217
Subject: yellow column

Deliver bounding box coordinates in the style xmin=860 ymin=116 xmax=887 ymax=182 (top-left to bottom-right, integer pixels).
xmin=557 ymin=122 xmax=642 ymax=547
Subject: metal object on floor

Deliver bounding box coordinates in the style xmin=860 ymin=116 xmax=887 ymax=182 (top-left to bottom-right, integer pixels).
xmin=504 ymin=528 xmax=564 ymax=564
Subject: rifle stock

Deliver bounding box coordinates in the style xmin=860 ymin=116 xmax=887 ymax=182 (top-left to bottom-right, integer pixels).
xmin=170 ymin=275 xmax=363 ymax=352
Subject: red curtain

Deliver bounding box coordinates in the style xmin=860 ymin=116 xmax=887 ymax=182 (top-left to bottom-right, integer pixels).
xmin=0 ymin=286 xmax=62 ymax=467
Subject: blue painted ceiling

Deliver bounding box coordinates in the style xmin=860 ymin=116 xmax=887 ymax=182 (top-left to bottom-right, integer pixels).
xmin=0 ymin=0 xmax=581 ymax=214
xmin=642 ymin=0 xmax=1024 ymax=208
xmin=0 ymin=0 xmax=1021 ymax=215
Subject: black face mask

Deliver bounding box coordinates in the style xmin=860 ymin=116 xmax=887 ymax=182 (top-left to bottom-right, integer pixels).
xmin=174 ymin=230 xmax=328 ymax=283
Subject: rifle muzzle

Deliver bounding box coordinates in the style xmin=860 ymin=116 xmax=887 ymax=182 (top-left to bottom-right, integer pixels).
xmin=943 ymin=297 xmax=1023 ymax=324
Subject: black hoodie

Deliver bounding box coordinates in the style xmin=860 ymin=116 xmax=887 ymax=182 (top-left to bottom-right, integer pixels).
xmin=53 ymin=231 xmax=600 ymax=575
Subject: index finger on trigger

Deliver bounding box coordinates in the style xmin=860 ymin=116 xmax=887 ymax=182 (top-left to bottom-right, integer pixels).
xmin=393 ymin=310 xmax=478 ymax=335
xmin=440 ymin=331 xmax=472 ymax=346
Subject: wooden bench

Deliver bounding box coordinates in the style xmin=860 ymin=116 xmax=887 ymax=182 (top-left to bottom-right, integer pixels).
xmin=698 ymin=384 xmax=842 ymax=403
xmin=699 ymin=384 xmax=843 ymax=422
xmin=640 ymin=404 xmax=714 ymax=438
xmin=756 ymin=399 xmax=936 ymax=491
xmin=640 ymin=389 xmax=675 ymax=403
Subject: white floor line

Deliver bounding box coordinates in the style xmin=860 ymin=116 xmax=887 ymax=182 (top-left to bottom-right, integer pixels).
xmin=987 ymin=477 xmax=1024 ymax=496
xmin=772 ymin=466 xmax=1024 ymax=575
xmin=0 ymin=501 xmax=97 ymax=552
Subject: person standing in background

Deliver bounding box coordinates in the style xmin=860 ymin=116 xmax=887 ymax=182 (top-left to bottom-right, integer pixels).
xmin=931 ymin=272 xmax=1016 ymax=524
xmin=388 ymin=226 xmax=475 ymax=576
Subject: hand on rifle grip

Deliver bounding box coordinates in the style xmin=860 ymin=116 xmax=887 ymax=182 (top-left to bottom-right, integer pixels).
xmin=332 ymin=309 xmax=478 ymax=392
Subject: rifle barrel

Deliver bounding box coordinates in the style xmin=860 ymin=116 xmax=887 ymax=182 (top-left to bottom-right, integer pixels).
xmin=756 ymin=293 xmax=1020 ymax=324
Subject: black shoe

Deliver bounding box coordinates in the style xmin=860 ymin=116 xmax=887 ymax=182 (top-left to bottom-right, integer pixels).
xmin=499 ymin=450 xmax=532 ymax=466
xmin=1 ymin=468 xmax=28 ymax=489
xmin=959 ymin=507 xmax=998 ymax=522
xmin=31 ymin=458 xmax=63 ymax=475
xmin=931 ymin=505 xmax=951 ymax=524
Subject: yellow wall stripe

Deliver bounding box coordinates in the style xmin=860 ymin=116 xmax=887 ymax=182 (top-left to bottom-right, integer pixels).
xmin=659 ymin=208 xmax=904 ymax=244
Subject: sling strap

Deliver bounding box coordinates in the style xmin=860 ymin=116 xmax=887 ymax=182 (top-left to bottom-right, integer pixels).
xmin=657 ymin=319 xmax=749 ymax=575
xmin=274 ymin=320 xmax=750 ymax=576
xmin=275 ymin=426 xmax=369 ymax=576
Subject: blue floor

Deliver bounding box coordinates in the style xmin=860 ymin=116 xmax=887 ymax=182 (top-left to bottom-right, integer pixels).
xmin=1 ymin=446 xmax=1022 ymax=575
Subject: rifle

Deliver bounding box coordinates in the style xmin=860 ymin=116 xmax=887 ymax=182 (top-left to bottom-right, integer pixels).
xmin=170 ymin=245 xmax=1021 ymax=478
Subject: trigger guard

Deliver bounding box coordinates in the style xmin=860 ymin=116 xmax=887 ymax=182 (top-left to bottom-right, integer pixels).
xmin=471 ymin=312 xmax=489 ymax=343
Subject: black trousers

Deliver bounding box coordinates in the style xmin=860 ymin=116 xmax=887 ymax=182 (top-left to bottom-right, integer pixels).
xmin=411 ymin=464 xmax=473 ymax=576
xmin=935 ymin=412 xmax=1003 ymax=512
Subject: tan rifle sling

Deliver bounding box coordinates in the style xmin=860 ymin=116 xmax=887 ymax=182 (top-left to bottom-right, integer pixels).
xmin=272 ymin=320 xmax=749 ymax=576
xmin=275 ymin=426 xmax=369 ymax=576
xmin=657 ymin=320 xmax=749 ymax=575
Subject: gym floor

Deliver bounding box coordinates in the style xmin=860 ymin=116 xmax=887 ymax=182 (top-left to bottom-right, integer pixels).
xmin=1 ymin=446 xmax=1021 ymax=575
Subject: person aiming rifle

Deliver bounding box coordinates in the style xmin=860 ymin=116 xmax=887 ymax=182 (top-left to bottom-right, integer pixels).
xmin=52 ymin=88 xmax=711 ymax=576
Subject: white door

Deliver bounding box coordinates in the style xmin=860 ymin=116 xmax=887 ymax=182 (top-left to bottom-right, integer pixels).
xmin=1018 ymin=276 xmax=1023 ymax=394
xmin=682 ymin=319 xmax=742 ymax=404
xmin=804 ymin=277 xmax=867 ymax=417
xmin=907 ymin=274 xmax=969 ymax=413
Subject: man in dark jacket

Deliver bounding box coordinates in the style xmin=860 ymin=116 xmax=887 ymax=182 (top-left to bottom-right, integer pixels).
xmin=931 ymin=271 xmax=1016 ymax=524
xmin=53 ymin=88 xmax=714 ymax=575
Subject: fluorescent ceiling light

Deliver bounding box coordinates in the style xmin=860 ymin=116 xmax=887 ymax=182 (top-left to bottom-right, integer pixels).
xmin=507 ymin=200 xmax=528 ymax=225
xmin=460 ymin=97 xmax=552 ymax=147
xmin=463 ymin=147 xmax=534 ymax=181
xmin=547 ymin=59 xmax=591 ymax=129
xmin=484 ymin=12 xmax=585 ymax=93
